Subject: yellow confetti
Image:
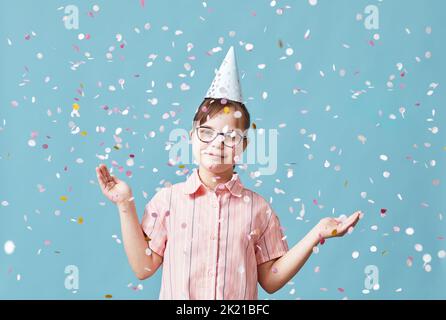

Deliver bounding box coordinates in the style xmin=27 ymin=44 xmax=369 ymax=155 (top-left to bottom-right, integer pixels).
xmin=60 ymin=196 xmax=68 ymax=202
xmin=331 ymin=229 xmax=338 ymax=236
xmin=72 ymin=103 xmax=80 ymax=110
xmin=77 ymin=217 xmax=84 ymax=224
xmin=223 ymin=106 xmax=230 ymax=114
xmin=80 ymin=131 xmax=88 ymax=136
xmin=104 ymin=294 xmax=113 ymax=299
xmin=113 ymin=145 xmax=121 ymax=150
xmin=178 ymin=164 xmax=185 ymax=168
xmin=252 ymin=122 xmax=257 ymax=129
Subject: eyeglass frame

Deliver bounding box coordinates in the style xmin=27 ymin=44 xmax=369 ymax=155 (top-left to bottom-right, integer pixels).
xmin=195 ymin=125 xmax=248 ymax=148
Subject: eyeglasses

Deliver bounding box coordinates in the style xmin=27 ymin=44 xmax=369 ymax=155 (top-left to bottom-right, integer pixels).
xmin=196 ymin=126 xmax=246 ymax=148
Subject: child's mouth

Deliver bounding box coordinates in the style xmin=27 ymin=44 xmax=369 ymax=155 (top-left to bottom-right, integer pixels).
xmin=204 ymin=151 xmax=226 ymax=160
xmin=209 ymin=154 xmax=225 ymax=159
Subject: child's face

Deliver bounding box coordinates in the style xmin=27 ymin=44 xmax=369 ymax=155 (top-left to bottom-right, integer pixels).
xmin=191 ymin=107 xmax=247 ymax=175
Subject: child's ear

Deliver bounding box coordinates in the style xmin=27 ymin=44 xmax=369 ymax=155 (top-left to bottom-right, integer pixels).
xmin=242 ymin=137 xmax=249 ymax=152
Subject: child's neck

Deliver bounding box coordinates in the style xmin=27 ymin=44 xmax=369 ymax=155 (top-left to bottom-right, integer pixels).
xmin=197 ymin=166 xmax=233 ymax=191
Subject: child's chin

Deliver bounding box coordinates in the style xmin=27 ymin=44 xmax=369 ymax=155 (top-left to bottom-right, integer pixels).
xmin=204 ymin=162 xmax=233 ymax=173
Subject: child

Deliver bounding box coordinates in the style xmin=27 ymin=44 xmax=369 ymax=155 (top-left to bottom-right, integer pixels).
xmin=95 ymin=47 xmax=362 ymax=300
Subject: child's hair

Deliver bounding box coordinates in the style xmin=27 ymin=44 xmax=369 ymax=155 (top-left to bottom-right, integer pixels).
xmin=193 ymin=98 xmax=251 ymax=132
xmin=193 ymin=98 xmax=250 ymax=170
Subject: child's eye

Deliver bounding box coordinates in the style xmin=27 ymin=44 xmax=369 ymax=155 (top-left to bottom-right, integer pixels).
xmin=200 ymin=128 xmax=214 ymax=136
xmin=197 ymin=127 xmax=217 ymax=141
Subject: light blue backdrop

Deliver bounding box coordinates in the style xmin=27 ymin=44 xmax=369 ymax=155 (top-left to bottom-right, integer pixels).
xmin=1 ymin=0 xmax=445 ymax=299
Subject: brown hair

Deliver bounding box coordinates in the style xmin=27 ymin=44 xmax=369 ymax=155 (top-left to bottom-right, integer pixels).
xmin=192 ymin=98 xmax=250 ymax=132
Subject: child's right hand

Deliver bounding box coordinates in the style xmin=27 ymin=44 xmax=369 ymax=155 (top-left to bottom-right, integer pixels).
xmin=95 ymin=164 xmax=133 ymax=205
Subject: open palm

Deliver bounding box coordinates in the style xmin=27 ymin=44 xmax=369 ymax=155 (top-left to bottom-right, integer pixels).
xmin=95 ymin=164 xmax=132 ymax=204
xmin=317 ymin=211 xmax=362 ymax=239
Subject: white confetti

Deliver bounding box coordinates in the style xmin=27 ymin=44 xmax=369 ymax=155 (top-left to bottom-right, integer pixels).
xmin=4 ymin=240 xmax=15 ymax=255
xmin=405 ymin=227 xmax=415 ymax=236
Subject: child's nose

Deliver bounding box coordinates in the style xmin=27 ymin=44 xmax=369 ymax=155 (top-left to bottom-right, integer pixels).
xmin=210 ymin=134 xmax=225 ymax=148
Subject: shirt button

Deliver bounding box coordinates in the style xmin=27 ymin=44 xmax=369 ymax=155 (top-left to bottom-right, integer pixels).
xmin=208 ymin=270 xmax=215 ymax=276
xmin=218 ymin=184 xmax=225 ymax=190
xmin=210 ymin=234 xmax=216 ymax=240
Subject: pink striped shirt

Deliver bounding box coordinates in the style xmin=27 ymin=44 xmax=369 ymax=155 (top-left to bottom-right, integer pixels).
xmin=141 ymin=168 xmax=289 ymax=300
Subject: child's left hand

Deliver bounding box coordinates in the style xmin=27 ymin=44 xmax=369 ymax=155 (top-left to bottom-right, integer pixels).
xmin=315 ymin=211 xmax=362 ymax=240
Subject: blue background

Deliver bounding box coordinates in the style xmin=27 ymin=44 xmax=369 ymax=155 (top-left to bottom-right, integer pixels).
xmin=1 ymin=0 xmax=445 ymax=299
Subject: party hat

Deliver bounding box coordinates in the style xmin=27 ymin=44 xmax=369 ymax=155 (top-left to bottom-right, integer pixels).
xmin=205 ymin=46 xmax=243 ymax=103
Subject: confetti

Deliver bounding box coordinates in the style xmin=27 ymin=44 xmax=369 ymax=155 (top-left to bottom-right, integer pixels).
xmin=245 ymin=43 xmax=254 ymax=51
xmin=4 ymin=241 xmax=15 ymax=255
xmin=357 ymin=135 xmax=367 ymax=144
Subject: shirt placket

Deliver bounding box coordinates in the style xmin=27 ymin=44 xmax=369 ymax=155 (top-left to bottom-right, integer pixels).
xmin=210 ymin=187 xmax=225 ymax=300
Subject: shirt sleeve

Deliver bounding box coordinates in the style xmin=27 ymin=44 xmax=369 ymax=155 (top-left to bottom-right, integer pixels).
xmin=254 ymin=201 xmax=289 ymax=265
xmin=141 ymin=187 xmax=171 ymax=257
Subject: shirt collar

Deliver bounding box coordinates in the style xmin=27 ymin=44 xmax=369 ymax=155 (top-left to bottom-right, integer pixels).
xmin=184 ymin=168 xmax=244 ymax=197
